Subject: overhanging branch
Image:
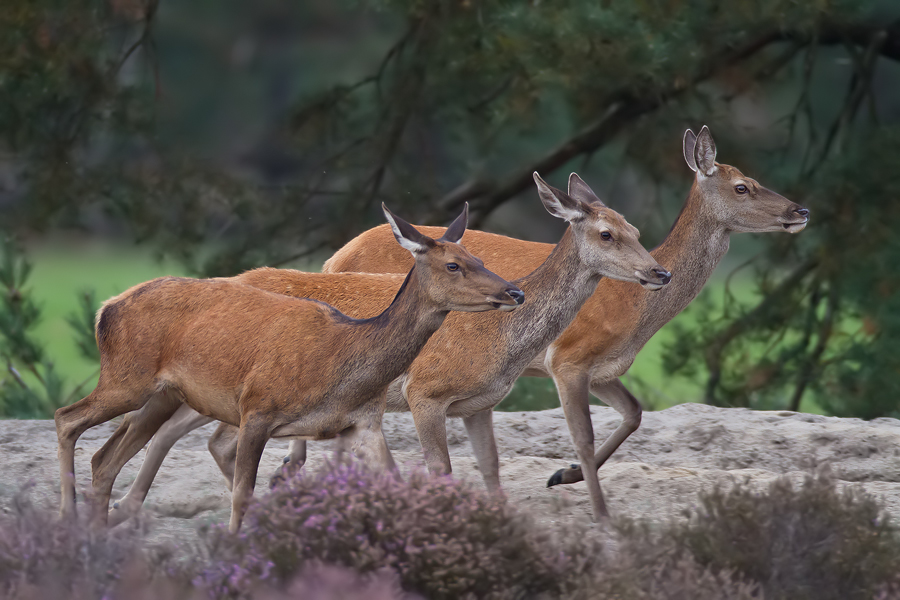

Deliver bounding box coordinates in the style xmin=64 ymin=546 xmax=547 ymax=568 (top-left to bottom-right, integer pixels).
xmin=436 ymin=19 xmax=900 ymax=227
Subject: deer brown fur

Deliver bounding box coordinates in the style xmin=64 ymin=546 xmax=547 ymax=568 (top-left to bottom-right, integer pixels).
xmin=321 ymin=127 xmax=810 ymax=521
xmin=102 ymin=172 xmax=671 ymax=527
xmin=55 ymin=204 xmax=523 ymax=532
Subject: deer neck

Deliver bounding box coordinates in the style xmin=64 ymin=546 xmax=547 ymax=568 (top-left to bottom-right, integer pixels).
xmin=503 ymin=228 xmax=602 ymax=357
xmin=639 ymin=179 xmax=730 ymax=332
xmin=341 ymin=267 xmax=448 ymax=390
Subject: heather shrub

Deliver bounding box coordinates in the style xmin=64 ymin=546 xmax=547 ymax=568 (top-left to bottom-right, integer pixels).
xmin=572 ymin=552 xmax=759 ymax=600
xmin=616 ymin=471 xmax=900 ymax=600
xmin=0 ymin=487 xmax=149 ymax=598
xmin=199 ymin=460 xmax=581 ymax=599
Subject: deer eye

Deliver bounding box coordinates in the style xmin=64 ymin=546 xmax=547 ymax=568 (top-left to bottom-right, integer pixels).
xmin=446 ymin=263 xmax=460 ymax=272
xmin=735 ymin=184 xmax=748 ymax=194
xmin=600 ymin=231 xmax=613 ymax=241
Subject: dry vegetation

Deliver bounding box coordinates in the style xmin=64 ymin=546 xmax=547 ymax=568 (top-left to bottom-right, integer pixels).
xmin=1 ymin=462 xmax=898 ymax=600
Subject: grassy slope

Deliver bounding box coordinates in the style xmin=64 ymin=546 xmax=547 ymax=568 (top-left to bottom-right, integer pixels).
xmin=26 ymin=238 xmax=190 ymax=396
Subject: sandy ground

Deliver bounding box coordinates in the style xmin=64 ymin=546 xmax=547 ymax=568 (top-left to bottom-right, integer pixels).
xmin=3 ymin=403 xmax=900 ymax=546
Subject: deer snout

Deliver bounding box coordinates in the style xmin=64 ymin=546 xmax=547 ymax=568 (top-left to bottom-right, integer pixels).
xmin=507 ymin=289 xmax=525 ymax=305
xmin=636 ymin=267 xmax=672 ymax=291
xmin=490 ymin=286 xmax=525 ymax=312
xmin=782 ymin=206 xmax=810 ymax=233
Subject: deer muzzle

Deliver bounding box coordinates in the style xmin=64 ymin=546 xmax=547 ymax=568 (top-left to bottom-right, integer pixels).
xmin=637 ymin=267 xmax=672 ymax=291
xmin=490 ymin=287 xmax=525 ymax=312
xmin=781 ymin=206 xmax=810 ymax=233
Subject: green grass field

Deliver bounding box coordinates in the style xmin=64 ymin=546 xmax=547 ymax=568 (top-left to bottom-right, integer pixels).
xmin=21 ymin=235 xmax=770 ymax=414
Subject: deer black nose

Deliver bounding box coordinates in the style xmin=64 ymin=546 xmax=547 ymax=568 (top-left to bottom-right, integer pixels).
xmin=653 ymin=267 xmax=672 ymax=285
xmin=794 ymin=207 xmax=810 ymax=218
xmin=508 ymin=289 xmax=525 ymax=305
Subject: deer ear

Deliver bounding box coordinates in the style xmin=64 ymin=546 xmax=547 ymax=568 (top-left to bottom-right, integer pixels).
xmin=383 ymin=203 xmax=434 ymax=255
xmin=438 ymin=202 xmax=467 ymax=244
xmin=567 ymin=173 xmax=605 ymax=207
xmin=683 ymin=129 xmax=698 ymax=172
xmin=534 ymin=172 xmax=587 ymax=223
xmin=694 ymin=125 xmax=717 ymax=177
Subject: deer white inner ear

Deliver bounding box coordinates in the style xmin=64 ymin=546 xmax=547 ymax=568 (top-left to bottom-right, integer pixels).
xmin=547 ymin=199 xmax=586 ymax=222
xmin=389 ymin=224 xmax=428 ymax=254
xmin=384 ymin=212 xmax=428 ymax=254
xmin=696 ymin=164 xmax=718 ymax=179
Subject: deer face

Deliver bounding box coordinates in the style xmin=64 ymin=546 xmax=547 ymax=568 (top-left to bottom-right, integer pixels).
xmin=536 ymin=172 xmax=672 ymax=291
xmin=685 ymin=126 xmax=810 ymax=234
xmin=383 ymin=204 xmax=525 ymax=312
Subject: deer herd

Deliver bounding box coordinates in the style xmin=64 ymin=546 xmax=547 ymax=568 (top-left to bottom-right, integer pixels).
xmin=55 ymin=126 xmax=809 ymax=532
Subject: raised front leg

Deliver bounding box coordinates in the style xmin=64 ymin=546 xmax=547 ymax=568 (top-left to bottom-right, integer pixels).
xmin=547 ymin=370 xmax=608 ymax=521
xmin=229 ymin=416 xmax=270 ymax=533
xmin=547 ymin=378 xmax=641 ymax=507
xmin=270 ymin=438 xmax=308 ymax=488
xmin=463 ymin=410 xmax=503 ymax=496
xmin=109 ymin=403 xmax=214 ymax=527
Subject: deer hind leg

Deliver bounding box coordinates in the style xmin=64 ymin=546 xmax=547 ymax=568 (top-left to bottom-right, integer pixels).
xmin=109 ymin=403 xmax=213 ymax=527
xmin=229 ymin=415 xmax=271 ymax=533
xmin=546 ymin=370 xmax=609 ymax=521
xmin=55 ymin=381 xmax=155 ymax=520
xmin=89 ymin=391 xmax=182 ymax=529
xmin=463 ymin=410 xmax=504 ymax=497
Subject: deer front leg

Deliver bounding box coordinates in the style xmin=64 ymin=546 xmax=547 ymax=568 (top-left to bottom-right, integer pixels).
xmin=463 ymin=410 xmax=504 ymax=497
xmin=207 ymin=422 xmax=239 ymax=491
xmin=591 ymin=378 xmax=642 ymax=467
xmin=546 ymin=379 xmax=641 ymax=508
xmin=545 ymin=370 xmax=608 ymax=521
xmin=229 ymin=416 xmax=270 ymax=533
xmin=410 ymin=403 xmax=452 ymax=476
xmin=344 ymin=422 xmax=398 ymax=473
xmin=109 ymin=403 xmax=214 ymax=527
xmin=269 ymin=439 xmax=308 ymax=488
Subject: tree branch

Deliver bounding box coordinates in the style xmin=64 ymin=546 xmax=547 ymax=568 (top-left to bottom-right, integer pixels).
xmin=434 ymin=19 xmax=900 ymax=227
xmin=702 ymin=256 xmax=819 ymax=405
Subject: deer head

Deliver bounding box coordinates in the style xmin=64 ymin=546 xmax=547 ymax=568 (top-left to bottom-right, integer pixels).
xmin=684 ymin=126 xmax=809 ymax=234
xmin=383 ymin=203 xmax=525 ymax=311
xmin=534 ymin=172 xmax=671 ymax=290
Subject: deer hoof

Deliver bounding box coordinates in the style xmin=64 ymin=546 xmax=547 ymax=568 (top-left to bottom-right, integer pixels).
xmin=547 ymin=469 xmax=564 ymax=488
xmin=282 ymin=456 xmax=290 ymax=464
xmin=547 ymin=464 xmax=581 ymax=488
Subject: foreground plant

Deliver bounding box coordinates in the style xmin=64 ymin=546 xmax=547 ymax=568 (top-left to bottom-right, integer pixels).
xmin=198 ymin=460 xmax=584 ymax=600
xmin=615 ymin=471 xmax=900 ymax=600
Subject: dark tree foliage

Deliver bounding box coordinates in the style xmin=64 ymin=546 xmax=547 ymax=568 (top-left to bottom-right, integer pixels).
xmin=2 ymin=0 xmax=900 ymax=416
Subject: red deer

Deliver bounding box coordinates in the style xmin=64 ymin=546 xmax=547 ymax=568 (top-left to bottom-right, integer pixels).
xmin=55 ymin=204 xmax=524 ymax=532
xmin=104 ymin=171 xmax=671 ymax=526
xmin=321 ymin=127 xmax=810 ymax=521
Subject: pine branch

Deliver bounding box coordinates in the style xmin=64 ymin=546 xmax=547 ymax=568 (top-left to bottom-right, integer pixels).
xmin=434 ymin=19 xmax=900 ymax=227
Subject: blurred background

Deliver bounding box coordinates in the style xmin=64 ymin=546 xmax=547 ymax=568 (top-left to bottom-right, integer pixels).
xmin=1 ymin=0 xmax=899 ymax=419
